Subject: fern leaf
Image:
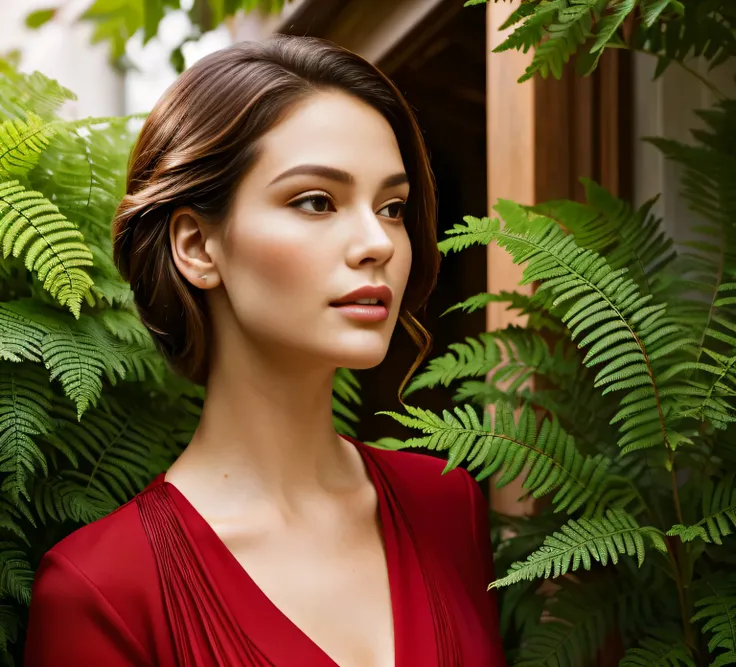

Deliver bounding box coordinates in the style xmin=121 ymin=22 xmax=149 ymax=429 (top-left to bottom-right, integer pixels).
xmin=535 ymin=180 xmax=675 ymax=295
xmin=668 ymin=475 xmax=736 ymax=544
xmin=46 ymin=395 xmax=176 ymax=510
xmin=490 ymin=509 xmax=667 ymax=588
xmin=692 ymin=583 xmax=736 ymax=667
xmin=0 ymin=542 xmax=32 ymax=605
xmin=0 ymin=112 xmax=55 ymax=177
xmin=29 ymin=120 xmax=131 ymax=243
xmin=0 ymin=363 xmax=53 ymax=502
xmin=0 ymin=603 xmax=19 ymax=657
xmin=379 ymin=401 xmax=635 ymax=517
xmin=437 ymin=215 xmax=495 ymax=254
xmin=404 ymin=332 xmax=502 ymax=396
xmin=0 ymin=61 xmax=75 ymax=120
xmin=620 ymin=630 xmax=696 ymax=667
xmin=0 ymin=302 xmax=46 ymax=363
xmin=491 ymin=199 xmax=696 ymax=454
xmin=0 ymin=180 xmax=93 ymax=317
xmin=515 ymin=575 xmax=666 ymax=667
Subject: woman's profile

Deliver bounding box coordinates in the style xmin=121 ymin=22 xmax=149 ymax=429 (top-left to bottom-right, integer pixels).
xmin=24 ymin=35 xmax=505 ymax=667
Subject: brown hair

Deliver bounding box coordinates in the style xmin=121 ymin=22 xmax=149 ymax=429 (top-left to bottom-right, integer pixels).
xmin=113 ymin=35 xmax=440 ymax=388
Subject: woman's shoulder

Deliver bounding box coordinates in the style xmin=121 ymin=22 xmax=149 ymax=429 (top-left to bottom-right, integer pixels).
xmin=47 ymin=481 xmax=161 ymax=574
xmin=34 ymin=481 xmax=164 ymax=620
xmin=362 ymin=443 xmax=481 ymax=518
xmin=26 ymin=482 xmax=171 ymax=665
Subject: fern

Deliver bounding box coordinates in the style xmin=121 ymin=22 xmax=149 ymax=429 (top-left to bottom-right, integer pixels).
xmin=0 ymin=543 xmax=32 ymax=606
xmin=0 ymin=181 xmax=94 ymax=317
xmin=620 ymin=630 xmax=695 ymax=667
xmin=490 ymin=509 xmax=667 ymax=588
xmin=691 ymin=583 xmax=736 ymax=667
xmin=0 ymin=114 xmax=55 ymax=178
xmin=471 ymin=0 xmax=732 ymax=82
xmin=379 ymin=401 xmax=637 ymax=517
xmin=0 ymin=363 xmax=53 ymax=502
xmin=534 ymin=180 xmax=675 ymax=296
xmin=404 ymin=331 xmax=501 ymax=396
xmin=514 ymin=576 xmax=663 ymax=667
xmin=668 ymin=476 xmax=736 ymax=544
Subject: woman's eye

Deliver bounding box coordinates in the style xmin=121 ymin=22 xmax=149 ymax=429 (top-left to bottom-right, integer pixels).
xmin=289 ymin=193 xmax=335 ymax=214
xmin=379 ymin=201 xmax=406 ymax=220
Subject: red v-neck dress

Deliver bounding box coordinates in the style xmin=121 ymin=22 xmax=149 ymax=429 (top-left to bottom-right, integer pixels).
xmin=25 ymin=438 xmax=506 ymax=667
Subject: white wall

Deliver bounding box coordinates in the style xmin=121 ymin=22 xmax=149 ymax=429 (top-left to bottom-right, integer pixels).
xmin=0 ymin=0 xmax=124 ymax=119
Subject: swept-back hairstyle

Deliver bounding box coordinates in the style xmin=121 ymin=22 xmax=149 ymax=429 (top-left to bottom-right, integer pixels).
xmin=113 ymin=35 xmax=440 ymax=388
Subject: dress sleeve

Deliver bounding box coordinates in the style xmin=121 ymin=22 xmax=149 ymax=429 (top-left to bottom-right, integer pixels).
xmin=24 ymin=551 xmax=151 ymax=667
xmin=463 ymin=469 xmax=508 ymax=666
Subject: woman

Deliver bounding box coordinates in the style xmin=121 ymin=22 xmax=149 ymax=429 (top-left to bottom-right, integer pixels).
xmin=25 ymin=35 xmax=505 ymax=667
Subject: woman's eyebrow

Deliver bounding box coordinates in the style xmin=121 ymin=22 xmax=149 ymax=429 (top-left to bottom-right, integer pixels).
xmin=267 ymin=164 xmax=408 ymax=189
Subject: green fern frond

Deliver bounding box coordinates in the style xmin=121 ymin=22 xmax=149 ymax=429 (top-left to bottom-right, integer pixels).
xmin=332 ymin=368 xmax=361 ymax=437
xmin=442 ymin=290 xmax=565 ymax=333
xmin=42 ymin=317 xmax=142 ymax=418
xmin=98 ymin=307 xmax=152 ymax=346
xmin=0 ymin=60 xmax=76 ymax=120
xmin=0 ymin=112 xmax=56 ymax=177
xmin=0 ymin=362 xmax=53 ymax=502
xmin=29 ymin=120 xmax=131 ymax=242
xmin=31 ymin=473 xmax=114 ymax=525
xmin=490 ymin=509 xmax=667 ymax=588
xmin=0 ymin=499 xmax=26 ymax=544
xmin=0 ymin=180 xmax=94 ymax=317
xmin=0 ymin=302 xmax=46 ymax=363
xmin=535 ymin=180 xmax=675 ymax=295
xmin=47 ymin=395 xmax=176 ymax=509
xmin=0 ymin=603 xmax=19 ymax=658
xmin=0 ymin=542 xmax=32 ymax=605
xmin=379 ymin=401 xmax=635 ymax=517
xmin=490 ymin=199 xmax=699 ymax=454
xmin=620 ymin=630 xmax=696 ymax=667
xmin=437 ymin=215 xmax=495 ymax=254
xmin=404 ymin=332 xmax=502 ymax=396
xmin=668 ymin=475 xmax=736 ymax=544
xmin=691 ymin=583 xmax=736 ymax=667
xmin=514 ymin=576 xmax=657 ymax=667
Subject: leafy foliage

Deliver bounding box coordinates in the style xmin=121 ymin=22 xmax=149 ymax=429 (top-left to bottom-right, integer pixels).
xmin=465 ymin=0 xmax=736 ymax=82
xmin=0 ymin=62 xmax=361 ymax=663
xmin=691 ymin=583 xmax=736 ymax=667
xmin=384 ymin=17 xmax=736 ymax=667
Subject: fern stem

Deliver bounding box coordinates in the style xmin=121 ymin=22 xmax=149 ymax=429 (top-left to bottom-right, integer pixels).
xmin=666 ymin=537 xmax=697 ymax=657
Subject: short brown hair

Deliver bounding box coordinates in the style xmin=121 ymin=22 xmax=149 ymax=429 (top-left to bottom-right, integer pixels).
xmin=113 ymin=35 xmax=440 ymax=386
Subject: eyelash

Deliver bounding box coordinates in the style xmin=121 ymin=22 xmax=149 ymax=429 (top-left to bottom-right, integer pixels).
xmin=287 ymin=191 xmax=407 ymax=220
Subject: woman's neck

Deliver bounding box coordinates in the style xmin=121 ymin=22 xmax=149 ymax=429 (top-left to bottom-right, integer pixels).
xmin=165 ymin=338 xmax=365 ymax=515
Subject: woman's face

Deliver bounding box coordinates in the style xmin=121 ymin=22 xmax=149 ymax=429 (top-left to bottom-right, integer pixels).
xmin=200 ymin=90 xmax=413 ymax=370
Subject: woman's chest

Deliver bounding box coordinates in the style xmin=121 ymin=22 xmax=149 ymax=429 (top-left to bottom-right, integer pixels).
xmin=221 ymin=523 xmax=397 ymax=667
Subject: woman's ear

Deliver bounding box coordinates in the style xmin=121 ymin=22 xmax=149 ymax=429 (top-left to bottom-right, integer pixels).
xmin=169 ymin=207 xmax=221 ymax=290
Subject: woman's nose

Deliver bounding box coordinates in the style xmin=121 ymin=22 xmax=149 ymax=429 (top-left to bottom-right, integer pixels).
xmin=345 ymin=209 xmax=395 ymax=268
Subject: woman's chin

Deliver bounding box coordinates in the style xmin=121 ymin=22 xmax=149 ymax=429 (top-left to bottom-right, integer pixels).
xmin=329 ymin=344 xmax=390 ymax=370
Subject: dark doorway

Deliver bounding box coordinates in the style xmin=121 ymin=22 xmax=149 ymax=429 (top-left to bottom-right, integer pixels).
xmin=354 ymin=1 xmax=489 ymax=444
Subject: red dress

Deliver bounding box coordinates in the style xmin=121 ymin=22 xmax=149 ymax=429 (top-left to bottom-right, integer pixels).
xmin=25 ymin=438 xmax=506 ymax=666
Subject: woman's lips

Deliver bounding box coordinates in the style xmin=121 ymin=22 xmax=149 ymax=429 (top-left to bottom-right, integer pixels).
xmin=330 ymin=303 xmax=390 ymax=322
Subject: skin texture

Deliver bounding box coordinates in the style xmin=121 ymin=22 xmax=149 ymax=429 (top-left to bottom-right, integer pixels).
xmin=165 ymin=90 xmax=413 ymax=667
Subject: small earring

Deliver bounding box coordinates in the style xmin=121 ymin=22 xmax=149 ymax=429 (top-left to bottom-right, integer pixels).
xmin=200 ymin=274 xmax=208 ymax=280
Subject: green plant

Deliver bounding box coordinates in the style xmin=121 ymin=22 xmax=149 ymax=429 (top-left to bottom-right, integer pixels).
xmin=466 ymin=0 xmax=735 ymax=89
xmin=378 ymin=2 xmax=736 ymax=666
xmin=0 ymin=58 xmax=360 ymax=663
xmin=383 ymin=109 xmax=735 ymax=667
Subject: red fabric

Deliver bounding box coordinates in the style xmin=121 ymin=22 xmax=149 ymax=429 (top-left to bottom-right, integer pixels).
xmin=25 ymin=439 xmax=506 ymax=666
